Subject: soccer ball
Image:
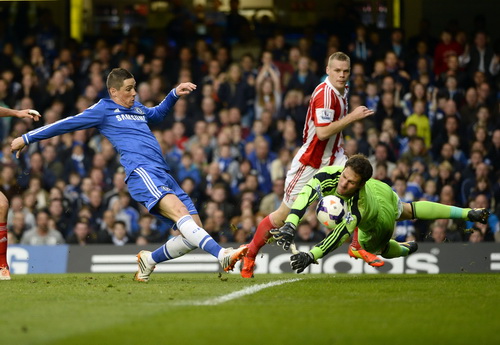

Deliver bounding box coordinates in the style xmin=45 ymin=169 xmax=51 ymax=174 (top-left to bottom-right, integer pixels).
xmin=316 ymin=195 xmax=346 ymax=229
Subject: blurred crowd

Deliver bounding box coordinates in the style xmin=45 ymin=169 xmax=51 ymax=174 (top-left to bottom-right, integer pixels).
xmin=0 ymin=1 xmax=499 ymax=247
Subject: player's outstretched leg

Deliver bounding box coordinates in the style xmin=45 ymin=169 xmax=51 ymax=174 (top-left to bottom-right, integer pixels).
xmin=241 ymin=214 xmax=275 ymax=278
xmin=412 ymin=202 xmax=490 ymax=224
xmin=381 ymin=240 xmax=418 ymax=259
xmin=134 ymin=235 xmax=195 ymax=282
xmin=348 ymin=247 xmax=385 ymax=267
xmin=174 ymin=215 xmax=247 ymax=271
xmin=0 ymin=193 xmax=10 ymax=281
xmin=239 ymin=245 xmax=255 ymax=278
xmin=348 ymin=227 xmax=385 ymax=267
xmin=134 ymin=233 xmax=248 ymax=282
xmin=220 ymin=246 xmax=248 ymax=272
xmin=134 ymin=250 xmax=156 ymax=282
xmin=467 ymin=208 xmax=490 ymax=223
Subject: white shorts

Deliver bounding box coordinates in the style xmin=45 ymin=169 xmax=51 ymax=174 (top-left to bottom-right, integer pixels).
xmin=283 ymin=153 xmax=347 ymax=208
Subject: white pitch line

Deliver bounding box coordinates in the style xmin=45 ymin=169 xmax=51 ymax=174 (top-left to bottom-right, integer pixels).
xmin=185 ymin=278 xmax=302 ymax=306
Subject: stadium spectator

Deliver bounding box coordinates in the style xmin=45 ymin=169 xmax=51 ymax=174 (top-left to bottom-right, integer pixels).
xmin=136 ymin=214 xmax=164 ymax=244
xmin=404 ymin=100 xmax=431 ymax=148
xmin=95 ymin=209 xmax=114 ymax=244
xmin=47 ymin=197 xmax=71 ymax=238
xmin=374 ymin=91 xmax=405 ymax=135
xmin=465 ymin=194 xmax=499 ymax=241
xmin=7 ymin=210 xmax=29 ymax=244
xmin=110 ymin=220 xmax=132 ymax=246
xmin=347 ymin=24 xmax=373 ymax=66
xmin=427 ymin=221 xmax=447 ymax=243
xmin=217 ymin=62 xmax=255 ymax=117
xmin=459 ymin=31 xmax=499 ymax=81
xmin=247 ymin=135 xmax=277 ymax=195
xmin=66 ymin=217 xmax=96 ymax=245
xmin=286 ymin=56 xmax=319 ymax=99
xmin=177 ymin=151 xmax=202 ymax=187
xmin=369 ymin=142 xmax=396 ymax=178
xmin=437 ymin=54 xmax=467 ymax=89
xmin=259 ymin=178 xmax=284 ymax=216
xmin=295 ymin=220 xmax=326 ymax=243
xmin=254 ymin=55 xmax=282 ymax=120
xmin=225 ymin=0 xmax=250 ymax=42
xmin=20 ymin=209 xmax=65 ymax=245
xmin=487 ymin=129 xmax=500 ymax=178
xmin=433 ymin=30 xmax=463 ymax=77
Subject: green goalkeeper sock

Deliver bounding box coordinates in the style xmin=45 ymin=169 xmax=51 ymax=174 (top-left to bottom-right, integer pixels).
xmin=412 ymin=201 xmax=470 ymax=220
xmin=381 ymin=240 xmax=409 ymax=258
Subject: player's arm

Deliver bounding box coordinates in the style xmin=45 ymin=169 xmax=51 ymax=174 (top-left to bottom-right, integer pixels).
xmin=0 ymin=107 xmax=41 ymax=121
xmin=310 ymin=219 xmax=351 ymax=260
xmin=271 ymin=166 xmax=342 ymax=250
xmin=270 ymin=177 xmax=320 ymax=251
xmin=284 ymin=181 xmax=320 ymax=226
xmin=316 ymin=105 xmax=374 ymax=141
xmin=290 ymin=218 xmax=355 ymax=274
xmin=309 ymin=195 xmax=359 ymax=260
xmin=11 ymin=106 xmax=102 ymax=158
xmin=147 ymin=82 xmax=196 ymax=123
xmin=291 ymin=190 xmax=359 ymax=273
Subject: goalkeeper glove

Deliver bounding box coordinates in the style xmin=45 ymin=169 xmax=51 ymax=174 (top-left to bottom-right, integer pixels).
xmin=290 ymin=251 xmax=316 ymax=273
xmin=269 ymin=222 xmax=296 ymax=251
xmin=290 ymin=252 xmax=317 ymax=273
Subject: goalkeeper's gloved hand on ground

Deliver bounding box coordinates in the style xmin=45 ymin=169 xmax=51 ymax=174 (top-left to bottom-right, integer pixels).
xmin=290 ymin=251 xmax=316 ymax=273
xmin=269 ymin=222 xmax=296 ymax=251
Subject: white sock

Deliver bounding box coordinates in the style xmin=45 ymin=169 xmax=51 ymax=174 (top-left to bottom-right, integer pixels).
xmin=176 ymin=215 xmax=223 ymax=258
xmin=165 ymin=235 xmax=196 ymax=259
xmin=149 ymin=235 xmax=197 ymax=264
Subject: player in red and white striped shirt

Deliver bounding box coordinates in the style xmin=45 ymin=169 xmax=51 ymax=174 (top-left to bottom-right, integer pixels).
xmin=241 ymin=52 xmax=374 ymax=278
xmin=0 ymin=107 xmax=41 ymax=280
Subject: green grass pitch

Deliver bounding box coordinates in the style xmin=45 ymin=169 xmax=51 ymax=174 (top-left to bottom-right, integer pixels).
xmin=2 ymin=273 xmax=499 ymax=345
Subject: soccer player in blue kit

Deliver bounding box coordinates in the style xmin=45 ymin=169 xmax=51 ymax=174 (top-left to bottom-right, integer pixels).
xmin=11 ymin=68 xmax=247 ymax=282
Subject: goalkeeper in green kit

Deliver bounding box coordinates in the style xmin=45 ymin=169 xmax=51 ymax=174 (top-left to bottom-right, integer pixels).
xmin=270 ymin=154 xmax=490 ymax=273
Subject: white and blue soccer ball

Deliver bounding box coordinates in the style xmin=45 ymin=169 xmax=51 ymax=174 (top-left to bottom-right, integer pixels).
xmin=316 ymin=195 xmax=346 ymax=229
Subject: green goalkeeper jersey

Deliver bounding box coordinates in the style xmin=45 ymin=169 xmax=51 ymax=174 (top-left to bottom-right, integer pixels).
xmin=285 ymin=165 xmax=401 ymax=258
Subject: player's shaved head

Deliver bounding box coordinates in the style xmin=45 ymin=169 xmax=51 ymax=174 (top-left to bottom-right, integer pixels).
xmin=328 ymin=51 xmax=350 ymax=66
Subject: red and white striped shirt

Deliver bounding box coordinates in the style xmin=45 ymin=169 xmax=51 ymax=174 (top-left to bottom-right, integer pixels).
xmin=297 ymin=78 xmax=349 ymax=168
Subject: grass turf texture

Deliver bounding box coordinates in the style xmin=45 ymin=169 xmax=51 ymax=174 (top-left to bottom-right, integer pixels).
xmin=2 ymin=273 xmax=499 ymax=345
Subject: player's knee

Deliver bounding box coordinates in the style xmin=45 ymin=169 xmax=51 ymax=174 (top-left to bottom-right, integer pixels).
xmin=157 ymin=194 xmax=189 ymax=221
xmin=272 ymin=203 xmax=291 ymax=225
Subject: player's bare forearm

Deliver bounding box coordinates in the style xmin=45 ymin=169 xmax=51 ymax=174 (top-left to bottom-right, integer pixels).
xmin=316 ymin=106 xmax=373 ymax=140
xmin=0 ymin=108 xmax=41 ymax=121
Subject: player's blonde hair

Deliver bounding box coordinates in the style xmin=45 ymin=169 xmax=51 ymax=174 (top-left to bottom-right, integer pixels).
xmin=328 ymin=52 xmax=350 ymax=66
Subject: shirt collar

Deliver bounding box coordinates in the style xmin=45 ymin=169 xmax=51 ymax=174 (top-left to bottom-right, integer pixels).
xmin=325 ymin=78 xmax=349 ymax=99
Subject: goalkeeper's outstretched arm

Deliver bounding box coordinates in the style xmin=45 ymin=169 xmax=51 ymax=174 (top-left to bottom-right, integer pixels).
xmin=309 ymin=220 xmax=350 ymax=260
xmin=284 ymin=180 xmax=321 ymax=226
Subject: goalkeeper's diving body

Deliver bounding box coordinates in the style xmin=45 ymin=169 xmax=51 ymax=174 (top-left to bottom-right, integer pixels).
xmin=270 ymin=154 xmax=490 ymax=273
